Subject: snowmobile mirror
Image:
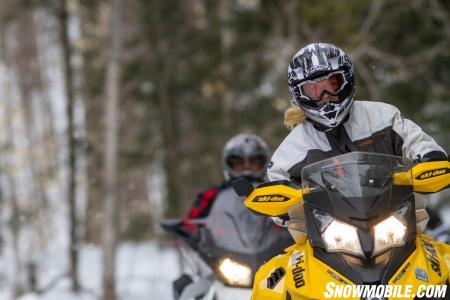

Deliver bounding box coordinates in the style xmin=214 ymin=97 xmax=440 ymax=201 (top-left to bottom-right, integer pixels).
xmin=160 ymin=219 xmax=183 ymax=235
xmin=232 ymin=178 xmax=254 ymax=197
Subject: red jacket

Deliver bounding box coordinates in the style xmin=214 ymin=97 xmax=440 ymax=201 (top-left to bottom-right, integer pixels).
xmin=181 ymin=181 xmax=231 ymax=231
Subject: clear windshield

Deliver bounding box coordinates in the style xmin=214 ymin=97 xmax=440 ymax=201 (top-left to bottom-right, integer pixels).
xmin=191 ymin=187 xmax=292 ymax=277
xmin=301 ymin=152 xmax=412 ymax=197
xmin=200 ymin=188 xmax=288 ymax=253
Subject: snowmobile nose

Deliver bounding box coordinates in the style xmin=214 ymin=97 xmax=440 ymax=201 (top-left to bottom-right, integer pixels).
xmin=357 ymin=229 xmax=374 ymax=259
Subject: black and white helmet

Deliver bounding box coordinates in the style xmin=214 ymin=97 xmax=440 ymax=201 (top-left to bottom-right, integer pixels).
xmin=288 ymin=42 xmax=355 ymax=128
xmin=222 ymin=133 xmax=270 ymax=181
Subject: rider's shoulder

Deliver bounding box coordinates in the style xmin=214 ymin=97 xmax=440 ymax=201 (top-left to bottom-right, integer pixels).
xmin=353 ymin=100 xmax=400 ymax=114
xmin=349 ymin=101 xmax=403 ymax=128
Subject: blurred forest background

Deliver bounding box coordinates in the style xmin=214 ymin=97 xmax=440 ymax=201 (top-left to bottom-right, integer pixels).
xmin=0 ymin=0 xmax=448 ymax=299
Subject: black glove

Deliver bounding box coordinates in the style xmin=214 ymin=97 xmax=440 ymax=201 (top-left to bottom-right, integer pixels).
xmin=414 ymin=151 xmax=448 ymax=164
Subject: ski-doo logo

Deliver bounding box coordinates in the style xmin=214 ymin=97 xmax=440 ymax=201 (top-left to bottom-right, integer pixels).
xmin=416 ymin=168 xmax=448 ymax=180
xmin=292 ymin=266 xmax=306 ymax=288
xmin=252 ymin=194 xmax=289 ymax=202
xmin=291 ymin=251 xmax=306 ymax=288
xmin=422 ymin=240 xmax=441 ymax=277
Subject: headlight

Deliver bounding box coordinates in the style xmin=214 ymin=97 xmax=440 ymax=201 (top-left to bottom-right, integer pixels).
xmin=321 ymin=219 xmax=364 ymax=256
xmin=373 ymin=215 xmax=407 ymax=256
xmin=218 ymin=258 xmax=252 ymax=287
xmin=313 ymin=205 xmax=409 ymax=258
xmin=313 ymin=209 xmax=363 ymax=256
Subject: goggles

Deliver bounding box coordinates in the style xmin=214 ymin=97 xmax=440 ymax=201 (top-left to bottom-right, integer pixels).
xmin=226 ymin=155 xmax=266 ymax=171
xmin=297 ymin=70 xmax=348 ymax=102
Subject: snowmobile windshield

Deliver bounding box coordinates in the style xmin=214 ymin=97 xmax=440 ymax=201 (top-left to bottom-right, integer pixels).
xmin=199 ymin=187 xmax=287 ymax=255
xmin=191 ymin=187 xmax=292 ymax=287
xmin=301 ymin=152 xmax=412 ymax=198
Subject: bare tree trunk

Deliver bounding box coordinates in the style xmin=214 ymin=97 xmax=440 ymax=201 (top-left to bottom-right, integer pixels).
xmin=152 ymin=3 xmax=182 ymax=218
xmin=0 ymin=15 xmax=24 ymax=298
xmin=76 ymin=1 xmax=108 ymax=244
xmin=57 ymin=0 xmax=80 ymax=292
xmin=218 ymin=0 xmax=235 ymax=137
xmin=102 ymin=0 xmax=123 ymax=299
xmin=8 ymin=175 xmax=23 ymax=298
xmin=8 ymin=6 xmax=50 ymax=295
xmin=12 ymin=1 xmax=49 ymax=219
xmin=3 ymin=100 xmax=24 ymax=297
xmin=157 ymin=69 xmax=181 ymax=218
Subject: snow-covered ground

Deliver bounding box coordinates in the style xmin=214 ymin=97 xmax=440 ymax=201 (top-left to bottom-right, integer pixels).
xmin=0 ymin=241 xmax=180 ymax=300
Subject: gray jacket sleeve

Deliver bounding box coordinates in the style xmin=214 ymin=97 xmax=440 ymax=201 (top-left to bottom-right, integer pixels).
xmin=390 ymin=104 xmax=446 ymax=161
xmin=267 ymin=124 xmax=314 ymax=182
xmin=267 ymin=160 xmax=291 ymax=182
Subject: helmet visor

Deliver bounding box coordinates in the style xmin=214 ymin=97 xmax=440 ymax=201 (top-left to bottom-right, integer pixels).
xmin=298 ymin=71 xmax=347 ymax=102
xmin=226 ymin=155 xmax=266 ymax=173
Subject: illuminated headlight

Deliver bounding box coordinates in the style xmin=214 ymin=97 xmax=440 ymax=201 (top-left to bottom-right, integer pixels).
xmin=313 ymin=205 xmax=409 ymax=258
xmin=373 ymin=215 xmax=407 ymax=256
xmin=321 ymin=220 xmax=364 ymax=256
xmin=218 ymin=258 xmax=252 ymax=286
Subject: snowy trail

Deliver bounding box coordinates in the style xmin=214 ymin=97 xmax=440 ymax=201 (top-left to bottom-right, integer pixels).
xmin=0 ymin=241 xmax=179 ymax=300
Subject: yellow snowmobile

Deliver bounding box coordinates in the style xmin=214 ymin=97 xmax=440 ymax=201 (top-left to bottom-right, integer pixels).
xmin=233 ymin=152 xmax=450 ymax=300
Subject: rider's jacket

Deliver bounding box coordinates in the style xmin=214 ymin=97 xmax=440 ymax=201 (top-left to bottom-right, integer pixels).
xmin=182 ymin=181 xmax=231 ymax=231
xmin=268 ymin=101 xmax=447 ymax=183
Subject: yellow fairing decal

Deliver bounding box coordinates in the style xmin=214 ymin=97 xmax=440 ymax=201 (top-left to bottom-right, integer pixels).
xmin=387 ymin=236 xmax=450 ymax=298
xmin=253 ymin=240 xmax=358 ymax=300
xmin=252 ymin=236 xmax=450 ymax=300
xmin=412 ymin=161 xmax=450 ymax=193
xmin=285 ymin=241 xmax=360 ymax=300
xmin=244 ymin=184 xmax=306 ymax=217
xmin=394 ymin=161 xmax=450 ymax=193
xmin=251 ymin=253 xmax=290 ymax=300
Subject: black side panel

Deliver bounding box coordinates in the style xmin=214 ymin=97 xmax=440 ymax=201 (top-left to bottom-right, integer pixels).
xmin=313 ymin=248 xmax=363 ymax=284
xmin=313 ymin=240 xmax=416 ymax=285
xmin=381 ymin=241 xmax=416 ymax=284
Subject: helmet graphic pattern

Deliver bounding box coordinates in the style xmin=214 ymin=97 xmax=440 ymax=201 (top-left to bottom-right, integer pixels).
xmin=288 ymin=43 xmax=355 ymax=128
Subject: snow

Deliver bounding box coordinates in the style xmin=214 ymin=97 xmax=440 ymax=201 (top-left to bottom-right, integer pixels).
xmin=0 ymin=241 xmax=179 ymax=300
xmin=0 ymin=10 xmax=180 ymax=300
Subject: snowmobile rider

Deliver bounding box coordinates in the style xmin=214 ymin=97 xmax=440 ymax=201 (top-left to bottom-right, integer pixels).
xmin=181 ymin=133 xmax=271 ymax=231
xmin=268 ymin=42 xmax=447 ymax=228
xmin=269 ymin=42 xmax=447 ymax=184
xmin=174 ymin=133 xmax=286 ymax=298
